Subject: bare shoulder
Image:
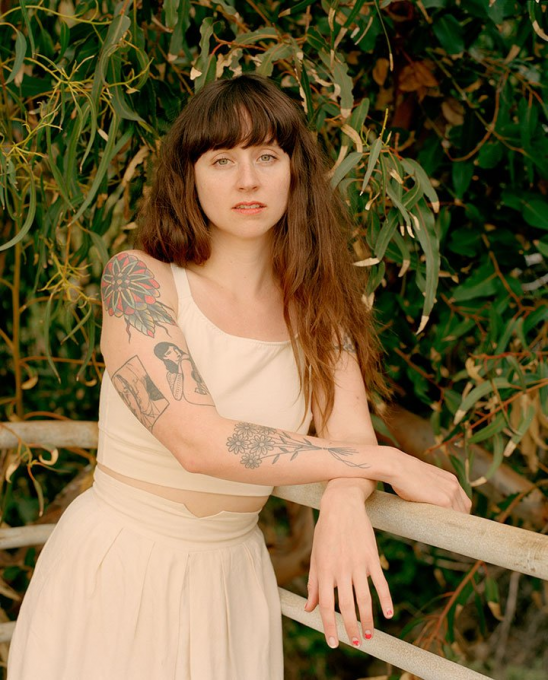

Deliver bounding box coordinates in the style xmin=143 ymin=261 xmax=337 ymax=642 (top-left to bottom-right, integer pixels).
xmin=101 ymin=249 xmax=178 ymax=341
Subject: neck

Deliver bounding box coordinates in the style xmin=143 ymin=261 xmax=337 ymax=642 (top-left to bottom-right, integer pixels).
xmin=192 ymin=231 xmax=277 ymax=297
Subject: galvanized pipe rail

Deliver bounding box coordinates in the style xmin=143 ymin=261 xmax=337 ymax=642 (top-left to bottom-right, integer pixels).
xmin=2 ymin=421 xmax=547 ymax=679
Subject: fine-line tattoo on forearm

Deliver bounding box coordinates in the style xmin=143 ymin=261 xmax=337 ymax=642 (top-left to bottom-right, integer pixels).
xmin=102 ymin=253 xmax=177 ymax=339
xmin=225 ymin=422 xmax=370 ymax=470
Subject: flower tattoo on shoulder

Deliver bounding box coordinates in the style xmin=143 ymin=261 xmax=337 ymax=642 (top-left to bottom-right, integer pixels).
xmin=101 ymin=252 xmax=177 ymax=339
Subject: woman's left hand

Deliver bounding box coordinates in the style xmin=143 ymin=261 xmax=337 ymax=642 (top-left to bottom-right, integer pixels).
xmin=304 ymin=483 xmax=393 ymax=648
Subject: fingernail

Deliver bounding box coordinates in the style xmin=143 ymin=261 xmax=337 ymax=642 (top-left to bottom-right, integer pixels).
xmin=352 ymin=637 xmax=360 ymax=647
xmin=386 ymin=608 xmax=393 ymax=618
xmin=365 ymin=629 xmax=372 ymax=640
xmin=328 ymin=636 xmax=338 ymax=648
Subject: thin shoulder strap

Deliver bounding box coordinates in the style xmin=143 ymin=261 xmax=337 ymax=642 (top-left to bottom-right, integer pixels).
xmin=170 ymin=263 xmax=192 ymax=299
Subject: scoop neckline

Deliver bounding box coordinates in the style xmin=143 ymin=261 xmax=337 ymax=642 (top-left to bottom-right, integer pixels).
xmin=179 ymin=267 xmax=293 ymax=347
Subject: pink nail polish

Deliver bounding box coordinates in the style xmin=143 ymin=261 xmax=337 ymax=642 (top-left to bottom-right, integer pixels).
xmin=365 ymin=629 xmax=372 ymax=640
xmin=386 ymin=608 xmax=393 ymax=617
xmin=352 ymin=637 xmax=360 ymax=647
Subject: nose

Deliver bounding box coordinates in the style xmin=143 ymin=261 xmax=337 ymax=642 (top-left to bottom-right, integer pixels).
xmin=236 ymin=160 xmax=260 ymax=191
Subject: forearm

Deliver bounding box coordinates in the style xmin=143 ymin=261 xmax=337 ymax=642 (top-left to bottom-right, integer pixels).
xmin=159 ymin=408 xmax=397 ymax=488
xmin=322 ymin=431 xmax=379 ymax=503
xmin=323 ymin=477 xmax=377 ymax=504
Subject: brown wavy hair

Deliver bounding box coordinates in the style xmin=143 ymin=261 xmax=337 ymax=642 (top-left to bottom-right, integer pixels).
xmin=137 ymin=74 xmax=389 ymax=423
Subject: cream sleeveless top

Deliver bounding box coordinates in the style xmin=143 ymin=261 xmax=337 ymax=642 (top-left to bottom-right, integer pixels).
xmin=97 ymin=265 xmax=313 ymax=496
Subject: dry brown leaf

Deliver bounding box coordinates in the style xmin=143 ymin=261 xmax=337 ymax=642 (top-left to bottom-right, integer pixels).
xmin=399 ymin=60 xmax=438 ymax=95
xmin=465 ymin=357 xmax=484 ymax=383
xmin=373 ymin=58 xmax=390 ymax=87
xmin=21 ymin=375 xmax=38 ymax=390
xmin=413 ymin=60 xmax=438 ymax=87
xmin=374 ymin=87 xmax=394 ymax=111
xmin=122 ymin=146 xmax=150 ymax=187
xmin=488 ymin=601 xmax=505 ymax=621
xmin=441 ymin=98 xmax=465 ymax=126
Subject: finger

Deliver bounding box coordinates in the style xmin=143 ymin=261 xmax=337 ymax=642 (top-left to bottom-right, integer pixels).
xmin=352 ymin=571 xmax=374 ymax=640
xmin=336 ymin=579 xmax=361 ymax=648
xmin=305 ymin=565 xmax=319 ymax=612
xmin=452 ymin=481 xmax=471 ymax=514
xmin=461 ymin=488 xmax=472 ymax=514
xmin=318 ymin=580 xmax=338 ymax=648
xmin=370 ymin=565 xmax=393 ymax=619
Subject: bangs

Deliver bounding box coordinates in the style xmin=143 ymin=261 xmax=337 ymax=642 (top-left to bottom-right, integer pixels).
xmin=181 ymin=76 xmax=302 ymax=161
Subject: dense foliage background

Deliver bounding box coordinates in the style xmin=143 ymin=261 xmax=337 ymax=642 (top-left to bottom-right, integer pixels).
xmin=1 ymin=0 xmax=547 ymax=677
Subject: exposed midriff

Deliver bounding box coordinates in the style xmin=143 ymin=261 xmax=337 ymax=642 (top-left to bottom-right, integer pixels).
xmin=96 ymin=462 xmax=269 ymax=517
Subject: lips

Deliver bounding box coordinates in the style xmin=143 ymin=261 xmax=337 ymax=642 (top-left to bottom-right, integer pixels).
xmin=233 ymin=202 xmax=266 ymax=209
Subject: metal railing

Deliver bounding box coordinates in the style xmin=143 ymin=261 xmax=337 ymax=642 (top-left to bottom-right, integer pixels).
xmin=1 ymin=421 xmax=547 ymax=679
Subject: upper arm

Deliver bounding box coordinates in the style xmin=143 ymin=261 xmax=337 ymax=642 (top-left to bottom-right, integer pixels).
xmin=100 ymin=250 xmax=218 ymax=470
xmin=311 ymin=342 xmax=378 ymax=446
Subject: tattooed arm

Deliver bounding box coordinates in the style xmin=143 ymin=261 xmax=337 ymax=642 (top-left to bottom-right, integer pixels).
xmin=100 ymin=251 xmax=471 ymax=504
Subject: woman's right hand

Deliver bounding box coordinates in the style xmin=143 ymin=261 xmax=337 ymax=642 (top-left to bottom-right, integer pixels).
xmin=383 ymin=448 xmax=472 ymax=514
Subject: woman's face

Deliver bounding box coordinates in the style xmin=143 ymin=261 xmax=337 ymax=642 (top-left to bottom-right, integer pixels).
xmin=162 ymin=345 xmax=182 ymax=363
xmin=193 ymin=142 xmax=291 ymax=245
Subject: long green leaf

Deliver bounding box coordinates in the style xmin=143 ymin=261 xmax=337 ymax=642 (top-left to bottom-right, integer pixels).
xmin=279 ymin=0 xmax=316 ymax=17
xmin=169 ymin=0 xmax=191 ymax=57
xmin=62 ymin=305 xmax=92 ymax=345
xmin=69 ymin=117 xmax=133 ymax=225
xmin=411 ymin=198 xmax=440 ymax=333
xmin=391 ymin=230 xmax=411 ymax=277
xmin=298 ymin=60 xmax=314 ymax=122
xmin=91 ymin=14 xmax=132 ymax=113
xmin=349 ymin=98 xmax=370 ymax=136
xmin=89 ymin=231 xmax=111 ymax=268
xmin=333 ymin=60 xmax=354 ymax=118
xmin=401 ymin=158 xmax=440 ymax=212
xmin=374 ymin=209 xmax=399 ymax=260
xmin=6 ymin=30 xmax=27 ymax=85
xmin=454 ymin=378 xmax=514 ymax=425
xmin=386 ymin=182 xmax=411 ymax=227
xmin=192 ymin=18 xmax=216 ymax=92
xmin=164 ymin=0 xmax=180 ymax=29
xmin=19 ymin=0 xmax=35 ymax=56
xmin=46 ymin=123 xmax=75 ymax=209
xmin=503 ymin=402 xmax=536 ymax=457
xmin=257 ymin=43 xmax=293 ymax=77
xmin=360 ymin=137 xmax=382 ymax=194
xmin=235 ymin=27 xmax=279 ymax=45
xmin=43 ymin=295 xmax=61 ymax=382
xmin=0 ymin=172 xmax=37 ymax=252
xmin=468 ymin=413 xmax=506 ymax=445
xmin=108 ymin=56 xmax=145 ymax=123
xmin=330 ymin=151 xmax=363 ymax=189
xmin=344 ymin=0 xmax=368 ymax=27
xmin=76 ymin=313 xmax=97 ymax=383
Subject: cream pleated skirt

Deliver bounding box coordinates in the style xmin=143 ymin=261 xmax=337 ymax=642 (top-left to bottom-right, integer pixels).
xmin=8 ymin=468 xmax=283 ymax=680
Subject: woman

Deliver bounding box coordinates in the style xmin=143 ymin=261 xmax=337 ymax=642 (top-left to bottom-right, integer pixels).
xmin=8 ymin=74 xmax=470 ymax=679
